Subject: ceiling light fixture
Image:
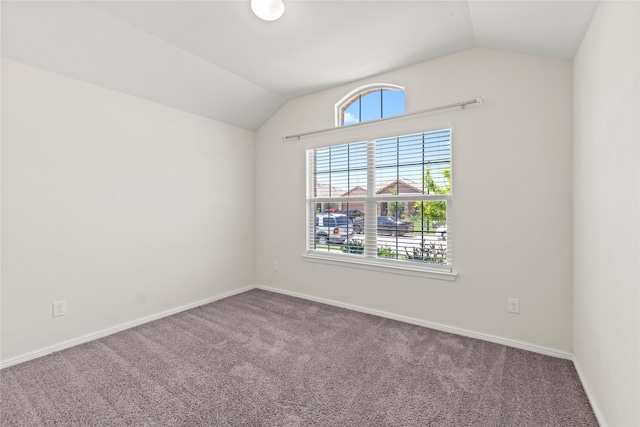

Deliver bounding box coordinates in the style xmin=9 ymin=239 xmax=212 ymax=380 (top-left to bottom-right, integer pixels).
xmin=251 ymin=0 xmax=285 ymax=21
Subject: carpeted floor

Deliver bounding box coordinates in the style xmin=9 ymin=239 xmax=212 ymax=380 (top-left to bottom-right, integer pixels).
xmin=0 ymin=289 xmax=598 ymax=426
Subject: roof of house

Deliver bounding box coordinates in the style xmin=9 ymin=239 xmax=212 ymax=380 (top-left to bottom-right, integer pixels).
xmin=338 ymin=178 xmax=425 ymax=198
xmin=375 ymin=178 xmax=424 ymax=195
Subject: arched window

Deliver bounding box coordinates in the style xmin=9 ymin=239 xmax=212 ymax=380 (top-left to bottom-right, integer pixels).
xmin=335 ymin=84 xmax=405 ymax=126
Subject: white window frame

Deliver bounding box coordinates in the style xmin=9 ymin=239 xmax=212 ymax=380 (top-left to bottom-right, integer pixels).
xmin=335 ymin=83 xmax=405 ymax=127
xmin=304 ymin=127 xmax=456 ymax=281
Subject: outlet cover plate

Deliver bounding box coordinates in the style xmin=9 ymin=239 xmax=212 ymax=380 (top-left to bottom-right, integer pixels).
xmin=508 ymin=297 xmax=520 ymax=314
xmin=53 ymin=300 xmax=66 ymax=317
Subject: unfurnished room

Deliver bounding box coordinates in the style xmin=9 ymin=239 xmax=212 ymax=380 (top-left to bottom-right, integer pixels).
xmin=0 ymin=0 xmax=638 ymax=426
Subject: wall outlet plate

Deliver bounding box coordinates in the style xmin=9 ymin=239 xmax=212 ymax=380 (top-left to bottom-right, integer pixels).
xmin=508 ymin=297 xmax=520 ymax=314
xmin=53 ymin=300 xmax=66 ymax=317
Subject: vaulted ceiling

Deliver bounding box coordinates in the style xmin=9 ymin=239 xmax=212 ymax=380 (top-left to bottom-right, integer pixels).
xmin=1 ymin=1 xmax=599 ymax=131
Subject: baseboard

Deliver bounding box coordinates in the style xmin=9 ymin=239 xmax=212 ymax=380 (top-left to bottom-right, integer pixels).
xmin=1 ymin=283 xmax=573 ymax=369
xmin=254 ymin=284 xmax=573 ymax=360
xmin=572 ymin=356 xmax=607 ymax=427
xmin=0 ymin=285 xmax=253 ymax=370
xmin=3 ymin=283 xmax=598 ymax=421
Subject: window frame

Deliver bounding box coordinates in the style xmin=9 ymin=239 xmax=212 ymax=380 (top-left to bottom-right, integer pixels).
xmin=334 ymin=83 xmax=405 ymax=127
xmin=304 ymin=127 xmax=456 ymax=281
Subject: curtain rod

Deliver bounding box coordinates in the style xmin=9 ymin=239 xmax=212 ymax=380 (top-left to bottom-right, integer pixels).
xmin=282 ymin=96 xmax=484 ymax=141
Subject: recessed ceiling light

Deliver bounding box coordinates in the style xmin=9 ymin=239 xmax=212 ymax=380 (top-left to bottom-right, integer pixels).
xmin=251 ymin=0 xmax=285 ymax=21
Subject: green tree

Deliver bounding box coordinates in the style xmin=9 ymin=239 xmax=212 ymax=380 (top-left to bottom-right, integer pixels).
xmin=387 ymin=188 xmax=405 ymax=218
xmin=413 ymin=167 xmax=450 ymax=231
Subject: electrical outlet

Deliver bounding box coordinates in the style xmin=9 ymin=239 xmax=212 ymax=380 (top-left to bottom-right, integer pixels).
xmin=53 ymin=300 xmax=66 ymax=317
xmin=508 ymin=297 xmax=520 ymax=314
xmin=273 ymin=261 xmax=279 ymax=271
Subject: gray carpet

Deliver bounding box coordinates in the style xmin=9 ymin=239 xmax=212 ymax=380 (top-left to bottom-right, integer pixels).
xmin=1 ymin=289 xmax=597 ymax=426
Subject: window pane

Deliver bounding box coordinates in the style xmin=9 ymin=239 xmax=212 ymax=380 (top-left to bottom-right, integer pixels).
xmin=315 ymin=147 xmax=330 ymax=174
xmin=375 ymin=130 xmax=451 ymax=195
xmin=312 ymin=202 xmax=362 ymax=256
xmin=343 ymin=98 xmax=360 ymax=125
xmin=424 ymin=130 xmax=452 ymax=195
xmin=360 ymin=90 xmax=382 ymax=123
xmin=382 ymin=89 xmax=405 ymax=118
xmin=314 ymin=142 xmax=367 ymax=198
xmin=375 ymin=201 xmax=448 ymax=265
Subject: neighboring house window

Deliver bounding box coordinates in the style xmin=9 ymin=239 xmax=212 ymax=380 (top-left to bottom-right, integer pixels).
xmin=306 ymin=128 xmax=453 ymax=275
xmin=335 ymin=84 xmax=405 ymax=126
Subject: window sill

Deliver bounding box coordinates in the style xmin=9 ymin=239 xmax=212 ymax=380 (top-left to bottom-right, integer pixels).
xmin=302 ymin=251 xmax=457 ymax=281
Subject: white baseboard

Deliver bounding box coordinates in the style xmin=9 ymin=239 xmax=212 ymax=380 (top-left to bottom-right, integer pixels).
xmin=4 ymin=283 xmax=601 ymax=422
xmin=573 ymin=357 xmax=607 ymax=427
xmin=254 ymin=284 xmax=573 ymax=360
xmin=0 ymin=286 xmax=253 ymax=370
xmin=1 ymin=283 xmax=573 ymax=369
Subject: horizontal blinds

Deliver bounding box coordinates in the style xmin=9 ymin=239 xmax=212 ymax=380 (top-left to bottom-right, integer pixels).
xmin=313 ymin=141 xmax=368 ymax=198
xmin=306 ymin=128 xmax=452 ymax=270
xmin=375 ymin=130 xmax=451 ymax=195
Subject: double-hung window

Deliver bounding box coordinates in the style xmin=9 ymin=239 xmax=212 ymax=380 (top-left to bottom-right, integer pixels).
xmin=306 ymin=128 xmax=453 ymax=276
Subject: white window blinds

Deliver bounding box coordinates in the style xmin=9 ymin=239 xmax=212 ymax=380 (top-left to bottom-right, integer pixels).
xmin=306 ymin=128 xmax=452 ymax=273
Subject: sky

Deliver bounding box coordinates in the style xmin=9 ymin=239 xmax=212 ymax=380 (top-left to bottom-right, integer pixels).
xmin=343 ymin=89 xmax=405 ymax=125
xmin=313 ymin=89 xmax=451 ymax=196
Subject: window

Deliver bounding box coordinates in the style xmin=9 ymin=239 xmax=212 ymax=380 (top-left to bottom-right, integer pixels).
xmin=336 ymin=84 xmax=405 ymax=126
xmin=306 ymin=129 xmax=453 ymax=276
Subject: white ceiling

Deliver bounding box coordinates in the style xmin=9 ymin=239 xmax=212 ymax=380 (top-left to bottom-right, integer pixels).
xmin=1 ymin=1 xmax=599 ymax=130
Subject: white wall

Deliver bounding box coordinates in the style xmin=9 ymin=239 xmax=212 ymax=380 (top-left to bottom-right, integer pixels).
xmin=573 ymin=1 xmax=640 ymax=425
xmin=256 ymin=48 xmax=574 ymax=354
xmin=1 ymin=59 xmax=256 ymax=362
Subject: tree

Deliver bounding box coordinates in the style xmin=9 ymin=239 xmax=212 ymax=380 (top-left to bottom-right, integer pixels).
xmin=413 ymin=167 xmax=450 ymax=231
xmin=386 ymin=189 xmax=405 ymax=218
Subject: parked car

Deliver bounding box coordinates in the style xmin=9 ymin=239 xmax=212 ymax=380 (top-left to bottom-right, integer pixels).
xmin=315 ymin=214 xmax=354 ymax=245
xmin=377 ymin=216 xmax=413 ymax=236
xmin=342 ymin=209 xmax=364 ymax=220
xmin=353 ymin=216 xmax=413 ymax=236
xmin=436 ymin=226 xmax=447 ymax=240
